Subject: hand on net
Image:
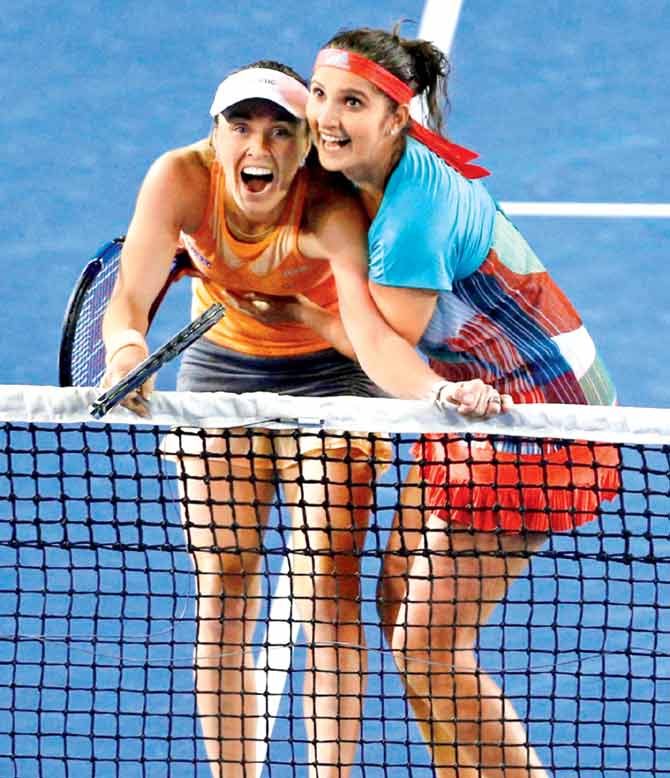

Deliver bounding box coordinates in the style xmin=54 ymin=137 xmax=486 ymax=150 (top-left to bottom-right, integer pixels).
xmin=100 ymin=346 xmax=155 ymax=418
xmin=433 ymin=379 xmax=514 ymax=418
xmin=224 ymin=290 xmax=302 ymax=324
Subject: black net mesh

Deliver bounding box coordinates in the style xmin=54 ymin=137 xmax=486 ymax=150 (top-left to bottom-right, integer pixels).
xmin=0 ymin=417 xmax=667 ymax=778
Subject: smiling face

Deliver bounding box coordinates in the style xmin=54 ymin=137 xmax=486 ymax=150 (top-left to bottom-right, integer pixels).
xmin=307 ymin=66 xmax=407 ymax=189
xmin=213 ymin=99 xmax=309 ymax=226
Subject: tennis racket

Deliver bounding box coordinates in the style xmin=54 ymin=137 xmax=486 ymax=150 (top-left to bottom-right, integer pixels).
xmin=58 ymin=237 xmax=194 ymax=387
xmin=89 ymin=302 xmax=226 ymax=419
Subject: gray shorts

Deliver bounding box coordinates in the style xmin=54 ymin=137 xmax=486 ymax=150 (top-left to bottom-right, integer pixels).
xmin=169 ymin=337 xmax=392 ymax=469
xmin=177 ymin=337 xmax=387 ymax=398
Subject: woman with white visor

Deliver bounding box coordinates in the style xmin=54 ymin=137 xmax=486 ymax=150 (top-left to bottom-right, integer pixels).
xmin=101 ymin=61 xmax=393 ymax=778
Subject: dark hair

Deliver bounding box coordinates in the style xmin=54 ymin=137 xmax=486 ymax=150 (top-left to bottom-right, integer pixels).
xmin=323 ymin=25 xmax=450 ymax=134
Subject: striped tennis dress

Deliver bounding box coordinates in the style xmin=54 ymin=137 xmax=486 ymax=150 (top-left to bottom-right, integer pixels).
xmin=368 ymin=137 xmax=619 ymax=532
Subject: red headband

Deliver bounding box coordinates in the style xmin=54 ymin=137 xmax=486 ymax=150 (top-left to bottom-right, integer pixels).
xmin=314 ymin=48 xmax=489 ymax=179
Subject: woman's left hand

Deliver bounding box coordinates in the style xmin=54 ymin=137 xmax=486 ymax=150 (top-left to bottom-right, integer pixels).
xmin=435 ymin=379 xmax=514 ymax=418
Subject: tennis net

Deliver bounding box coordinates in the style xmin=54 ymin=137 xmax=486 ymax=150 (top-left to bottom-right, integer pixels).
xmin=0 ymin=385 xmax=668 ymax=778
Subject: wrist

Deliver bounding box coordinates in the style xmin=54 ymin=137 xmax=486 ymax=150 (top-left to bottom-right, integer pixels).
xmin=429 ymin=379 xmax=454 ymax=408
xmin=105 ymin=329 xmax=148 ymax=366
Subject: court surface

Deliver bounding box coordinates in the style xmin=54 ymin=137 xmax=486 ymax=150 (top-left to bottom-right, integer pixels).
xmin=2 ymin=0 xmax=669 ymax=405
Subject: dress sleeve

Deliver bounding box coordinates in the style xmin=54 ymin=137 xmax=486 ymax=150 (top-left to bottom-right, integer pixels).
xmin=368 ymin=188 xmax=457 ymax=292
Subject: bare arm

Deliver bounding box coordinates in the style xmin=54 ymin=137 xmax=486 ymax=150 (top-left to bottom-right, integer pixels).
xmin=306 ymin=197 xmax=436 ymax=397
xmin=329 ymin=246 xmax=443 ymax=399
xmin=320 ymin=201 xmax=512 ymax=415
xmin=101 ymin=148 xmax=206 ymax=412
xmin=285 ymin=293 xmax=355 ymax=359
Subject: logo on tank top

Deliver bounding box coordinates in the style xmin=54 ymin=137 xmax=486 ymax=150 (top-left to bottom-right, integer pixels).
xmin=183 ymin=236 xmax=212 ymax=269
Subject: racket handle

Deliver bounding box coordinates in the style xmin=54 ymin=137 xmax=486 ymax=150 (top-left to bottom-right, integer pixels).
xmin=89 ymin=303 xmax=225 ymax=419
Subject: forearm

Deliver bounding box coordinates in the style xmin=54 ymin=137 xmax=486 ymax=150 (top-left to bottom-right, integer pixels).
xmin=102 ymin=293 xmax=149 ymax=342
xmin=102 ymin=303 xmax=147 ymax=359
xmin=100 ymin=282 xmax=154 ymax=372
xmin=99 ymin=294 xmax=154 ymax=413
xmin=352 ymin=328 xmax=442 ymax=400
xmin=352 ymin=328 xmax=513 ymax=417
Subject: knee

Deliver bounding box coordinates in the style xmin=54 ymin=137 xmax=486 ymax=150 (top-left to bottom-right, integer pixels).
xmin=195 ymin=553 xmax=258 ymax=618
xmin=293 ymin=557 xmax=362 ymax=628
xmin=301 ymin=544 xmax=361 ymax=595
xmin=319 ymin=572 xmax=361 ymax=625
xmin=195 ymin=614 xmax=225 ymax=655
xmin=195 ymin=573 xmax=249 ymax=664
xmin=390 ymin=633 xmax=460 ymax=699
xmin=389 ymin=597 xmax=475 ymax=659
xmin=218 ymin=555 xmax=252 ymax=601
xmin=376 ymin=555 xmax=407 ymax=616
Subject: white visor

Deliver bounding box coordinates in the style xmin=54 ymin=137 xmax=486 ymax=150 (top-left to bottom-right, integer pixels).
xmin=209 ymin=67 xmax=308 ymax=119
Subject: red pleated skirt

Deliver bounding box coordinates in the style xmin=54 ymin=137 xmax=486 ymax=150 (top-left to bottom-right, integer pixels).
xmin=411 ymin=434 xmax=621 ymax=532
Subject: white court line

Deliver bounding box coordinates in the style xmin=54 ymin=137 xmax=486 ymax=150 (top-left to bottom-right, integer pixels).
xmin=418 ymin=0 xmax=463 ymax=53
xmin=255 ymin=1 xmax=468 ymax=771
xmin=416 ymin=1 xmax=670 ymax=221
xmin=255 ymin=550 xmax=301 ymax=771
xmin=500 ymin=201 xmax=670 ymax=218
xmin=411 ymin=0 xmax=463 ymax=121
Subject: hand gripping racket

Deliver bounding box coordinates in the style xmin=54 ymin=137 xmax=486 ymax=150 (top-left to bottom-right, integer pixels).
xmin=89 ymin=302 xmax=226 ymax=419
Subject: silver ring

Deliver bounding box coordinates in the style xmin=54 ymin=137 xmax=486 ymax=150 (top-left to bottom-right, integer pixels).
xmin=488 ymin=394 xmax=501 ymax=404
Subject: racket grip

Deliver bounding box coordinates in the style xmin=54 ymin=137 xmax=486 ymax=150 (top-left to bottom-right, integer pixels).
xmin=89 ymin=303 xmax=225 ymax=419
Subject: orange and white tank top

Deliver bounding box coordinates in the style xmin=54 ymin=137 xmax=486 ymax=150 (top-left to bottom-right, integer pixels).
xmin=181 ymin=159 xmax=338 ymax=356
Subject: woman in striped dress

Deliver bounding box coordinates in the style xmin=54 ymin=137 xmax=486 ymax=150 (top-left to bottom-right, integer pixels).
xmin=295 ymin=26 xmax=619 ymax=778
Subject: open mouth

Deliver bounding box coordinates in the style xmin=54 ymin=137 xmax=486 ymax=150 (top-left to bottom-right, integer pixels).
xmin=240 ymin=166 xmax=274 ymax=193
xmin=320 ymin=132 xmax=350 ymax=151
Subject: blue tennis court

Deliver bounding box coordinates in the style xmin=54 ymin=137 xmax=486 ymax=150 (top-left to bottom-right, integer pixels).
xmin=1 ymin=1 xmax=669 ymax=776
xmin=2 ymin=0 xmax=669 ymax=404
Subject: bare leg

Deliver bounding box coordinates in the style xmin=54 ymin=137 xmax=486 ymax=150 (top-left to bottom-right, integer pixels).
xmin=379 ymin=469 xmax=549 ymax=777
xmin=177 ymin=454 xmax=276 ymax=778
xmin=377 ymin=466 xmax=472 ymax=771
xmin=282 ymin=456 xmax=373 ymax=778
xmin=376 ymin=466 xmax=463 ymax=770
